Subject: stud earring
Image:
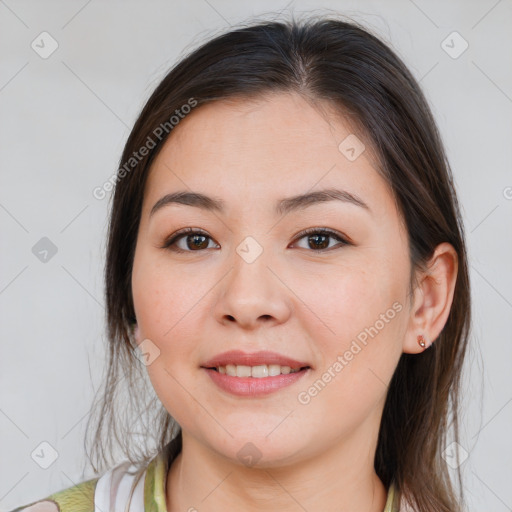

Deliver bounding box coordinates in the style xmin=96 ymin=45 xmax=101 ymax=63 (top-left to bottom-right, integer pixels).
xmin=417 ymin=334 xmax=426 ymax=348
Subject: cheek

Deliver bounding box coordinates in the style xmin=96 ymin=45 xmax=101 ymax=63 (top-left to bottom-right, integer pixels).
xmin=131 ymin=250 xmax=213 ymax=389
xmin=132 ymin=250 xmax=202 ymax=342
xmin=145 ymin=360 xmax=209 ymax=436
xmin=295 ymin=279 xmax=404 ymax=437
xmin=297 ymin=258 xmax=406 ymax=399
xmin=299 ymin=260 xmax=403 ymax=346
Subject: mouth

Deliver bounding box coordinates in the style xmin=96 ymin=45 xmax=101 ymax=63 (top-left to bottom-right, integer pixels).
xmin=200 ymin=349 xmax=312 ymax=377
xmin=200 ymin=350 xmax=312 ymax=396
xmin=204 ymin=364 xmax=311 ymax=378
xmin=202 ymin=365 xmax=311 ymax=397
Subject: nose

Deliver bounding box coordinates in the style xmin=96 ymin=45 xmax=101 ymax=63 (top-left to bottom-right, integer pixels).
xmin=212 ymin=245 xmax=292 ymax=330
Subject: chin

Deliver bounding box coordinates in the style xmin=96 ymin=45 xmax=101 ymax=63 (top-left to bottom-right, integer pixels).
xmin=209 ymin=431 xmax=308 ymax=470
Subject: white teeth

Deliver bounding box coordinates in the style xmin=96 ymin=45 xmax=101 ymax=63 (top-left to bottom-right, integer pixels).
xmin=215 ymin=364 xmax=303 ymax=377
xmin=251 ymin=365 xmax=268 ymax=378
xmin=236 ymin=365 xmax=252 ymax=378
xmin=268 ymin=364 xmax=281 ymax=376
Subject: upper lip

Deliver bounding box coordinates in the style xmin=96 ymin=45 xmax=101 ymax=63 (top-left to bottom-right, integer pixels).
xmin=201 ymin=350 xmax=311 ymax=370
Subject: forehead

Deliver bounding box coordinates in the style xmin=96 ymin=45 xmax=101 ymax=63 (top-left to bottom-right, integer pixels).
xmin=142 ymin=92 xmax=397 ymax=221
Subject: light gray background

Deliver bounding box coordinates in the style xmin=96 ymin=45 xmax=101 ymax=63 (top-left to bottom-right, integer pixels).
xmin=1 ymin=1 xmax=511 ymax=510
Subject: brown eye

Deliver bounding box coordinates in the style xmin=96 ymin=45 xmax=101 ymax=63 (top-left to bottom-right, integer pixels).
xmin=181 ymin=233 xmax=210 ymax=250
xmin=162 ymin=228 xmax=218 ymax=253
xmin=309 ymin=233 xmax=329 ymax=250
xmin=292 ymin=228 xmax=350 ymax=252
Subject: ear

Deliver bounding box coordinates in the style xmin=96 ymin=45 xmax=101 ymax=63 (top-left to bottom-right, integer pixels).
xmin=403 ymin=242 xmax=458 ymax=354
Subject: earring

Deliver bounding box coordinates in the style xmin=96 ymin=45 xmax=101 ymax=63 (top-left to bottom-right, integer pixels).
xmin=417 ymin=334 xmax=426 ymax=348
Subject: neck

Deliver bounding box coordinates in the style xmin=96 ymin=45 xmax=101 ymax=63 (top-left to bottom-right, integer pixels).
xmin=166 ymin=429 xmax=387 ymax=512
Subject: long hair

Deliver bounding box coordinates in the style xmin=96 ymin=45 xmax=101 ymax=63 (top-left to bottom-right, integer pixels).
xmin=85 ymin=14 xmax=471 ymax=511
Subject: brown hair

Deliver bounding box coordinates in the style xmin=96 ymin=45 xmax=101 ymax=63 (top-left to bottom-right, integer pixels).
xmin=85 ymin=14 xmax=471 ymax=511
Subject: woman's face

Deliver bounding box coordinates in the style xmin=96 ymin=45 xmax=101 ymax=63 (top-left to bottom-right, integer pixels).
xmin=131 ymin=92 xmax=413 ymax=467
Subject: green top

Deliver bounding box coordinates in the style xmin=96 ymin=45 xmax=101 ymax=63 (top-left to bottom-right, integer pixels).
xmin=9 ymin=442 xmax=401 ymax=511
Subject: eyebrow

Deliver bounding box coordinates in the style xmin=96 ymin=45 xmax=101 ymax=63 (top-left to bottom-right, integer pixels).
xmin=149 ymin=188 xmax=370 ymax=218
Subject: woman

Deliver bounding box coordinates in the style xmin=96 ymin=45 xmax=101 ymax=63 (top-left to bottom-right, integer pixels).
xmin=10 ymin=14 xmax=470 ymax=512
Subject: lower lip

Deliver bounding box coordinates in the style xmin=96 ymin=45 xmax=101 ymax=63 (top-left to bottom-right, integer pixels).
xmin=202 ymin=367 xmax=310 ymax=397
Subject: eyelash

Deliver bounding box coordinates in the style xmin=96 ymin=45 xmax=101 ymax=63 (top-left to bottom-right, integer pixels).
xmin=160 ymin=227 xmax=351 ymax=253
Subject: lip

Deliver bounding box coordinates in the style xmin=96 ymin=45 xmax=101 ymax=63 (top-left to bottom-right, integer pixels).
xmin=203 ymin=367 xmax=310 ymax=397
xmin=200 ymin=350 xmax=311 ymax=371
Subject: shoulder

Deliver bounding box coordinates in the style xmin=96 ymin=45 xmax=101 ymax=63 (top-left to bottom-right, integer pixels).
xmin=7 ymin=453 xmax=165 ymax=512
xmin=9 ymin=437 xmax=181 ymax=512
xmin=7 ymin=477 xmax=99 ymax=512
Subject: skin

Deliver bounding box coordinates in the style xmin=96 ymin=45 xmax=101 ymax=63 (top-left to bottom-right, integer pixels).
xmin=131 ymin=92 xmax=458 ymax=512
